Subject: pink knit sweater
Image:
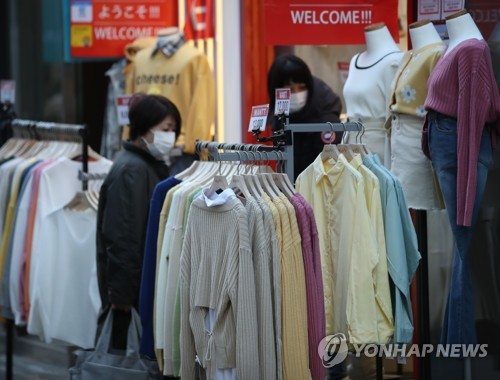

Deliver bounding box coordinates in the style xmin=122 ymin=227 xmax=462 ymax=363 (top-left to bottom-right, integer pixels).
xmin=424 ymin=39 xmax=500 ymax=226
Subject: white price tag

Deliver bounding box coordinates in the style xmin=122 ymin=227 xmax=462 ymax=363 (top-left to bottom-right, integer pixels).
xmin=0 ymin=80 xmax=16 ymax=104
xmin=248 ymin=104 xmax=269 ymax=132
xmin=274 ymin=88 xmax=291 ymax=116
xmin=116 ymin=95 xmax=132 ymax=126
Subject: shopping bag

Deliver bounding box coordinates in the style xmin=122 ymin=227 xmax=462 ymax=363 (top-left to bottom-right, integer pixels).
xmin=69 ymin=308 xmax=162 ymax=380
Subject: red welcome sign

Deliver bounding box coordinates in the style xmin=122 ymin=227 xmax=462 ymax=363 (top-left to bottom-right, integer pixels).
xmin=264 ymin=0 xmax=399 ymax=45
xmin=69 ymin=0 xmax=178 ymax=59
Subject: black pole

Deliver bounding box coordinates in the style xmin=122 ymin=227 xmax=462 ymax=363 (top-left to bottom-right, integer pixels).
xmin=416 ymin=210 xmax=431 ymax=380
xmin=80 ymin=125 xmax=89 ymax=191
xmin=376 ymin=355 xmax=383 ymax=380
xmin=6 ymin=319 xmax=13 ymax=380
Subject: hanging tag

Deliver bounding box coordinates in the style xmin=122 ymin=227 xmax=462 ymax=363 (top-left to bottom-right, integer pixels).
xmin=248 ymin=104 xmax=269 ymax=132
xmin=116 ymin=95 xmax=132 ymax=126
xmin=274 ymin=88 xmax=291 ymax=116
xmin=0 ymin=80 xmax=16 ymax=104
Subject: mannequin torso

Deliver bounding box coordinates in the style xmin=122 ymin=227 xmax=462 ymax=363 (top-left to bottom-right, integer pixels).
xmin=357 ymin=23 xmax=401 ymax=67
xmin=445 ymin=11 xmax=483 ymax=55
xmin=410 ymin=21 xmax=442 ymax=50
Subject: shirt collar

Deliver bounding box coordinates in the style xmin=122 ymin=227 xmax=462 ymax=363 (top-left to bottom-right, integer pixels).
xmin=152 ymin=31 xmax=186 ymax=57
xmin=201 ymin=187 xmax=237 ymax=207
xmin=312 ymin=153 xmax=348 ymax=185
xmin=349 ymin=154 xmax=363 ymax=170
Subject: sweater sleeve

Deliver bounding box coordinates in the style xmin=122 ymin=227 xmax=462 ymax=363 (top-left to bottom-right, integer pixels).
xmin=180 ymin=223 xmax=197 ymax=380
xmin=232 ymin=213 xmax=260 ymax=380
xmin=456 ymin=47 xmax=494 ymax=226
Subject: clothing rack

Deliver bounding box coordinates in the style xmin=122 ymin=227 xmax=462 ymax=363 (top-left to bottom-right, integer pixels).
xmin=281 ymin=121 xmax=364 ymax=181
xmin=6 ymin=119 xmax=90 ymax=380
xmin=195 ymin=140 xmax=289 ymax=164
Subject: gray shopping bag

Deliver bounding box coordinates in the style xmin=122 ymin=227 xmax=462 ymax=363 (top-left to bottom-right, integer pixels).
xmin=69 ymin=309 xmax=162 ymax=380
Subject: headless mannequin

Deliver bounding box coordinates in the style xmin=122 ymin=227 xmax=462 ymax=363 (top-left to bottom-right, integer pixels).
xmin=357 ymin=23 xmax=401 ymax=66
xmin=445 ymin=10 xmax=484 ymax=55
xmin=343 ymin=22 xmax=403 ymax=165
xmin=409 ymin=19 xmax=442 ymax=50
xmin=157 ymin=26 xmax=182 ymax=44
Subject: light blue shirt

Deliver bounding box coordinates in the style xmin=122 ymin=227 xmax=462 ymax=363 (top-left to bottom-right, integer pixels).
xmin=364 ymin=154 xmax=421 ymax=343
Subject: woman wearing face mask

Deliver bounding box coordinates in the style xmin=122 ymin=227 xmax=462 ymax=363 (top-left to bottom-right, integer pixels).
xmin=268 ymin=54 xmax=343 ymax=179
xmin=96 ymin=94 xmax=181 ymax=349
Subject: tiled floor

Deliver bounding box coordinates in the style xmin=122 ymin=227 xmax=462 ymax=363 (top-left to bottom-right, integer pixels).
xmin=0 ymin=326 xmax=70 ymax=380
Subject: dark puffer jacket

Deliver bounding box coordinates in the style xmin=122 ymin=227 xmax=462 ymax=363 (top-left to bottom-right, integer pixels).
xmin=96 ymin=141 xmax=169 ymax=309
xmin=270 ymin=76 xmax=342 ymax=180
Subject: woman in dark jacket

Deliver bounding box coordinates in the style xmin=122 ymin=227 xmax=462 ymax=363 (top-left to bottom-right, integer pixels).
xmin=96 ymin=94 xmax=181 ymax=349
xmin=268 ymin=54 xmax=343 ymax=179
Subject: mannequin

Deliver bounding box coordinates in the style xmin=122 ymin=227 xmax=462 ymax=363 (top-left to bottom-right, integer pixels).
xmin=343 ymin=23 xmax=403 ymax=165
xmin=445 ymin=9 xmax=483 ymax=55
xmin=424 ymin=9 xmax=500 ymax=345
xmin=357 ymin=23 xmax=401 ymax=66
xmin=409 ymin=19 xmax=442 ymax=50
xmin=385 ymin=19 xmax=445 ymax=211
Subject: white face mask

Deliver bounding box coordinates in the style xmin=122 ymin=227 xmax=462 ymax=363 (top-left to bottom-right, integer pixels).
xmin=143 ymin=131 xmax=176 ymax=161
xmin=289 ymin=90 xmax=308 ymax=113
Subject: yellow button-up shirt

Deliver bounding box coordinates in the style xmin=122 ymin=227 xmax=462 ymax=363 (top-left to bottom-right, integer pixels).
xmin=350 ymin=155 xmax=394 ymax=343
xmin=296 ymin=154 xmax=380 ymax=343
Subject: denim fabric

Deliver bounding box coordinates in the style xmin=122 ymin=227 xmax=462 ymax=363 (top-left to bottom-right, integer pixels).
xmin=428 ymin=111 xmax=493 ymax=344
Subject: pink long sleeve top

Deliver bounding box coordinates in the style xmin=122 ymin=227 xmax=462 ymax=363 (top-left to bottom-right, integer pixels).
xmin=424 ymin=39 xmax=500 ymax=226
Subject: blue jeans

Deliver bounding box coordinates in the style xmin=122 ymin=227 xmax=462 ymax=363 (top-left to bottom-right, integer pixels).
xmin=428 ymin=111 xmax=493 ymax=344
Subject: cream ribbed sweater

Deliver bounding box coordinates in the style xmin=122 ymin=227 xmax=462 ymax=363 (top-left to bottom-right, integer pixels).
xmin=246 ymin=198 xmax=277 ymax=380
xmin=258 ymin=196 xmax=283 ymax=380
xmin=272 ymin=196 xmax=312 ymax=380
xmin=180 ymin=196 xmax=259 ymax=380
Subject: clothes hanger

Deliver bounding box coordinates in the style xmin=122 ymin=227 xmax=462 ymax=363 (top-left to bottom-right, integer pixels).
xmin=241 ymin=150 xmax=260 ymax=197
xmin=271 ymin=150 xmax=295 ymax=199
xmin=337 ymin=122 xmax=355 ymax=160
xmin=321 ymin=122 xmax=340 ymax=161
xmin=229 ymin=151 xmax=254 ymax=200
xmin=242 ymin=149 xmax=263 ymax=197
xmin=207 ymin=143 xmax=229 ymax=195
xmin=258 ymin=151 xmax=280 ymax=199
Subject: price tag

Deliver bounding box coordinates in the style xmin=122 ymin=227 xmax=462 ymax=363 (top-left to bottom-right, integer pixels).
xmin=274 ymin=88 xmax=291 ymax=116
xmin=0 ymin=80 xmax=16 ymax=104
xmin=116 ymin=95 xmax=132 ymax=126
xmin=248 ymin=104 xmax=269 ymax=132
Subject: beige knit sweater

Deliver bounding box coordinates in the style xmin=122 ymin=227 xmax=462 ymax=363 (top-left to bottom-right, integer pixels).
xmin=180 ymin=196 xmax=260 ymax=380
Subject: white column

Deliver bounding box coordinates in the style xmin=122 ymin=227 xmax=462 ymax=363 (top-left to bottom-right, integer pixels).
xmin=215 ymin=0 xmax=242 ymax=143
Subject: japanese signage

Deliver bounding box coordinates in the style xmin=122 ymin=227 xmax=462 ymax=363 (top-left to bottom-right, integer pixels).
xmin=67 ymin=0 xmax=178 ymax=59
xmin=264 ymin=0 xmax=399 ymax=45
xmin=184 ymin=0 xmax=215 ymax=40
xmin=248 ymin=105 xmax=270 ymax=132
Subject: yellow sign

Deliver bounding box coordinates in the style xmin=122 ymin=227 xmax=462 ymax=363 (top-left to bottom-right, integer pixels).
xmin=71 ymin=25 xmax=93 ymax=48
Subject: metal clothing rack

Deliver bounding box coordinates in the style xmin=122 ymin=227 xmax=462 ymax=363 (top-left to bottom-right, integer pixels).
xmin=6 ymin=119 xmax=90 ymax=380
xmin=281 ymin=120 xmax=363 ymax=181
xmin=195 ymin=140 xmax=289 ymax=164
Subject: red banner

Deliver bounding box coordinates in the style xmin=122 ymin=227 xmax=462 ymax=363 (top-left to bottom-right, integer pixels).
xmin=184 ymin=0 xmax=215 ymax=40
xmin=69 ymin=0 xmax=178 ymax=58
xmin=264 ymin=0 xmax=399 ymax=45
xmin=468 ymin=0 xmax=500 ymax=40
